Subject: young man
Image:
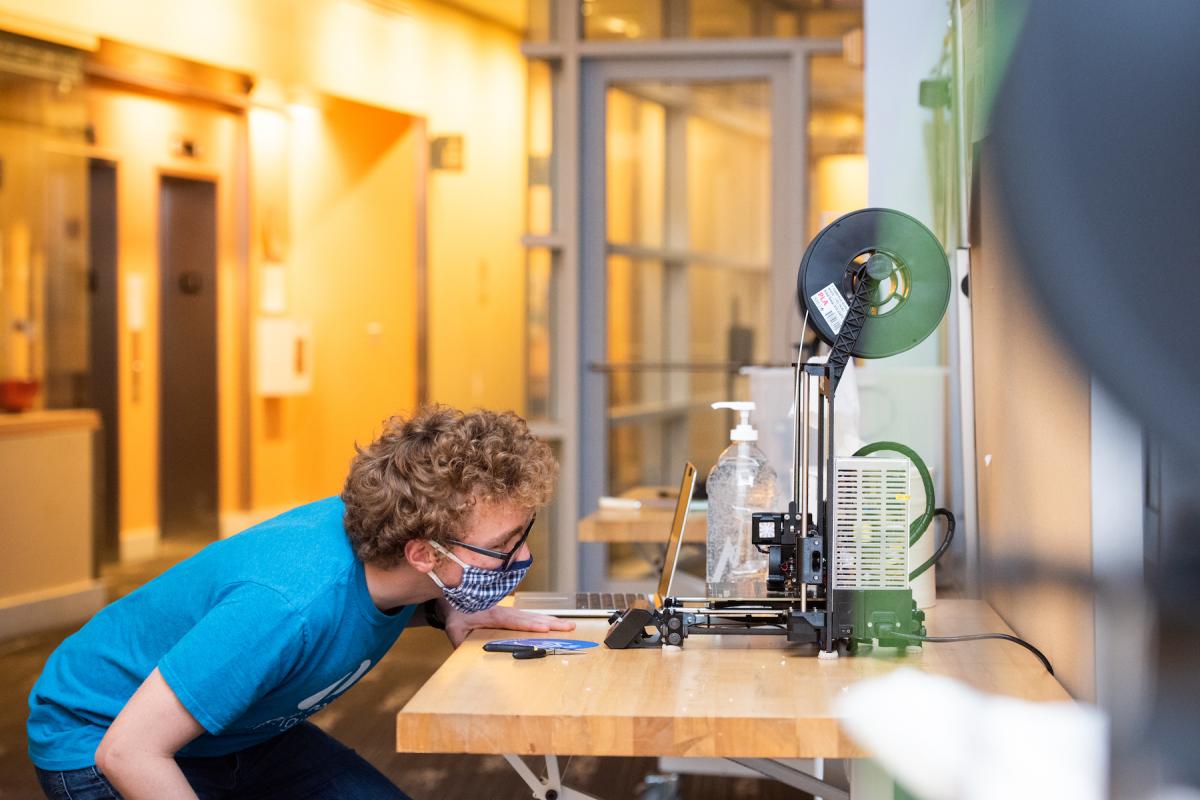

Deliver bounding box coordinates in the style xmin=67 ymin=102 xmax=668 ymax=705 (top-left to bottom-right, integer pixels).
xmin=27 ymin=406 xmax=574 ymax=799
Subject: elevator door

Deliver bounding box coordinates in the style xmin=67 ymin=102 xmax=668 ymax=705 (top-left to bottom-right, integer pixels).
xmin=158 ymin=175 xmax=218 ymax=541
xmin=87 ymin=159 xmax=119 ymax=563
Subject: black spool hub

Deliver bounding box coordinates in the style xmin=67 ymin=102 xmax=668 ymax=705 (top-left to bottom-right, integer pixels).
xmin=797 ymin=208 xmax=951 ymax=359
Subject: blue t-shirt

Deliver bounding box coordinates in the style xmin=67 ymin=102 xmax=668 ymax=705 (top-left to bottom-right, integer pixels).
xmin=27 ymin=497 xmax=414 ymax=771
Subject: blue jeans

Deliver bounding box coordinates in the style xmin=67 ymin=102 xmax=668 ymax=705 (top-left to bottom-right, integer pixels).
xmin=34 ymin=722 xmax=412 ymax=799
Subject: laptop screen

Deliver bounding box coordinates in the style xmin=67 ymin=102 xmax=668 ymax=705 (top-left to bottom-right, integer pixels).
xmin=654 ymin=462 xmax=697 ymax=604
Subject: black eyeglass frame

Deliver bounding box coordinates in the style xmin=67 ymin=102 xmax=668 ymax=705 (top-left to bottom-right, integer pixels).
xmin=447 ymin=514 xmax=536 ymax=570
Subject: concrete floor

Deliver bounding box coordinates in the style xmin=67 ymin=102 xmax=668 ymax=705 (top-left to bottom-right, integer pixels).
xmin=0 ymin=543 xmax=810 ymax=799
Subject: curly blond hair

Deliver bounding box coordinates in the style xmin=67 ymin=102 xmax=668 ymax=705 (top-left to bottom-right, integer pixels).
xmin=340 ymin=405 xmax=558 ymax=567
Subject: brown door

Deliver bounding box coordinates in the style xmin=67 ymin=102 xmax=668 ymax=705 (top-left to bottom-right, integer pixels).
xmin=87 ymin=159 xmax=120 ymax=562
xmin=158 ymin=175 xmax=218 ymax=541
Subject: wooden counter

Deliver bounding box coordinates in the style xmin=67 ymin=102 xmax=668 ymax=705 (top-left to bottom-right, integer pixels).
xmin=0 ymin=408 xmax=100 ymax=436
xmin=396 ymin=598 xmax=1070 ymax=759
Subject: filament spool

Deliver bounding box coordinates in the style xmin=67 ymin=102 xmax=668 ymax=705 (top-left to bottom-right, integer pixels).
xmin=797 ymin=208 xmax=951 ymax=359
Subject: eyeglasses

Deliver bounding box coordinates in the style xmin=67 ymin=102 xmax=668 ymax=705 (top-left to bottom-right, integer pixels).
xmin=447 ymin=514 xmax=535 ymax=571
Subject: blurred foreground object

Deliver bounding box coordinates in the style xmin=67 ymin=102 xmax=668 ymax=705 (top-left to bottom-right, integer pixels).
xmin=990 ymin=0 xmax=1200 ymax=793
xmin=837 ymin=668 xmax=1107 ymax=800
xmin=990 ymin=0 xmax=1200 ymax=460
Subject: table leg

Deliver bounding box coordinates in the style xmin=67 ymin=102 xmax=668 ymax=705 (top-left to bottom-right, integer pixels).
xmin=499 ymin=754 xmax=887 ymax=799
xmin=502 ymin=754 xmax=604 ymax=800
xmin=727 ymin=758 xmax=850 ymax=800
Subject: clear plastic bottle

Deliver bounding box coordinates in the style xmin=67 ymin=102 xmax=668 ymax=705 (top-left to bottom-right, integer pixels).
xmin=705 ymin=402 xmax=778 ymax=590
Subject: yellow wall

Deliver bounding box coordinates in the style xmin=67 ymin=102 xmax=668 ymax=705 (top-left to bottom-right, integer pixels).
xmin=423 ymin=42 xmax=528 ymax=411
xmin=249 ymin=98 xmax=420 ymax=507
xmin=0 ymin=0 xmax=529 ymax=527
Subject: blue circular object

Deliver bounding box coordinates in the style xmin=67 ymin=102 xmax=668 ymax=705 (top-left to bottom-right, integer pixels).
xmin=488 ymin=638 xmax=598 ymax=651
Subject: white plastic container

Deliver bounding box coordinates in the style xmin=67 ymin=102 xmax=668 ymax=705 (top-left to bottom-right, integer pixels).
xmin=742 ymin=360 xmax=866 ymax=513
xmin=705 ymin=402 xmax=778 ymax=587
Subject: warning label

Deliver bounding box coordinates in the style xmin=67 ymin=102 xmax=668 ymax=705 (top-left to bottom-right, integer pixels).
xmin=810 ymin=283 xmax=850 ymax=334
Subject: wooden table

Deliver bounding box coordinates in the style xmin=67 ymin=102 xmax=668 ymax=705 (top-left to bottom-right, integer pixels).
xmin=397 ymin=599 xmax=1070 ymax=798
xmin=577 ymin=485 xmax=707 ymax=544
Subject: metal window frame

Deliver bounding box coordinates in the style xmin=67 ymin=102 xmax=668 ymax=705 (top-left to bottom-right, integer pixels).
xmin=523 ymin=0 xmax=841 ymax=591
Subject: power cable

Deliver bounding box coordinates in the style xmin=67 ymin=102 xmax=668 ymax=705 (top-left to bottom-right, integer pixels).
xmin=910 ymin=507 xmax=955 ymax=580
xmin=885 ymin=628 xmax=1054 ymax=676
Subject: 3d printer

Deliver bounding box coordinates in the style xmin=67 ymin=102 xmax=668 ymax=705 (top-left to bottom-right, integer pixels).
xmin=607 ymin=208 xmax=1049 ymax=671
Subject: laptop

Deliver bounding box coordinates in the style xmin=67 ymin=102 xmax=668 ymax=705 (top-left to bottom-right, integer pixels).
xmin=513 ymin=462 xmax=697 ymax=618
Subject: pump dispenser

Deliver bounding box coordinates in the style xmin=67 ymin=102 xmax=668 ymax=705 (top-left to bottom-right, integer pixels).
xmin=712 ymin=401 xmax=759 ymax=442
xmin=705 ymin=401 xmax=778 ymax=590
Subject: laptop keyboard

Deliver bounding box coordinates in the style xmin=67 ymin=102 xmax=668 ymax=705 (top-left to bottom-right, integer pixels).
xmin=575 ymin=592 xmax=644 ymax=610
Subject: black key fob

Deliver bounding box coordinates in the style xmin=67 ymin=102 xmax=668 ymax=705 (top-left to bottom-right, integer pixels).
xmin=484 ymin=642 xmax=548 ymax=659
xmin=512 ymin=647 xmax=547 ymax=660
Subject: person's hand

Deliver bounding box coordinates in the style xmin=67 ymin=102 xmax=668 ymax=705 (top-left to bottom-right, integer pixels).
xmin=442 ymin=605 xmax=576 ymax=648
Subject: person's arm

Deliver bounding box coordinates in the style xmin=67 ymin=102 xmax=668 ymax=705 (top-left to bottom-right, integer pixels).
xmin=443 ymin=604 xmax=575 ymax=648
xmin=94 ymin=668 xmax=204 ymax=800
xmin=98 ymin=583 xmax=307 ymax=797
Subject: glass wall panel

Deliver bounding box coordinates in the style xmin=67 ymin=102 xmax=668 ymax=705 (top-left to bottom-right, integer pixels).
xmin=583 ymin=0 xmax=663 ymax=41
xmin=608 ymin=420 xmax=667 ymax=495
xmin=687 ymin=263 xmax=770 ymax=388
xmin=0 ymin=33 xmax=90 ymax=410
xmin=808 ymin=53 xmax=866 ymax=238
xmin=603 ymin=78 xmax=771 ymax=494
xmin=582 ymin=0 xmax=861 ymax=40
xmin=522 ymin=438 xmax=562 ymax=591
xmin=527 ymin=60 xmax=555 ymax=236
xmin=685 ymin=263 xmax=769 ymax=473
xmin=526 ymin=0 xmax=555 ymax=42
xmin=526 ymin=247 xmax=556 ymax=419
xmin=605 ymin=88 xmax=664 ymax=249
xmin=606 ymin=254 xmax=666 ymax=410
xmin=684 ymin=84 xmax=770 ymax=264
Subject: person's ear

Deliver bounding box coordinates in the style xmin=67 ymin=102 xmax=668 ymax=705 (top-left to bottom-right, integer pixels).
xmin=404 ymin=539 xmax=439 ymax=574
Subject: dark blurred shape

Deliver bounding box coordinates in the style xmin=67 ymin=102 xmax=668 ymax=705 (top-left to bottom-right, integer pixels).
xmin=430 ymin=135 xmax=464 ymax=171
xmin=990 ymin=0 xmax=1200 ymax=791
xmin=1149 ymin=505 xmax=1200 ymax=788
xmin=990 ymin=0 xmax=1200 ymax=462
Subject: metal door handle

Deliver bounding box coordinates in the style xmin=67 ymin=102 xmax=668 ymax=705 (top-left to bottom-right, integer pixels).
xmin=178 ymin=271 xmax=204 ymax=294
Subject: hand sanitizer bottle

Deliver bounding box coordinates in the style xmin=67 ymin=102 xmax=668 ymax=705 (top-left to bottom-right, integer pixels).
xmin=705 ymin=402 xmax=778 ymax=591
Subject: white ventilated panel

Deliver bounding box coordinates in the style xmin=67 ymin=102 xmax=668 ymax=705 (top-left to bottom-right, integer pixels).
xmin=831 ymin=457 xmax=910 ymax=589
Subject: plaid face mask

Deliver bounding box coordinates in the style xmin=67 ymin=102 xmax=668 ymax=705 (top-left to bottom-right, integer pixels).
xmin=428 ymin=541 xmax=533 ymax=614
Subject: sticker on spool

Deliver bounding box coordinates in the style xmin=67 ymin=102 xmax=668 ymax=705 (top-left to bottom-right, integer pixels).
xmin=811 ymin=283 xmax=850 ymax=334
